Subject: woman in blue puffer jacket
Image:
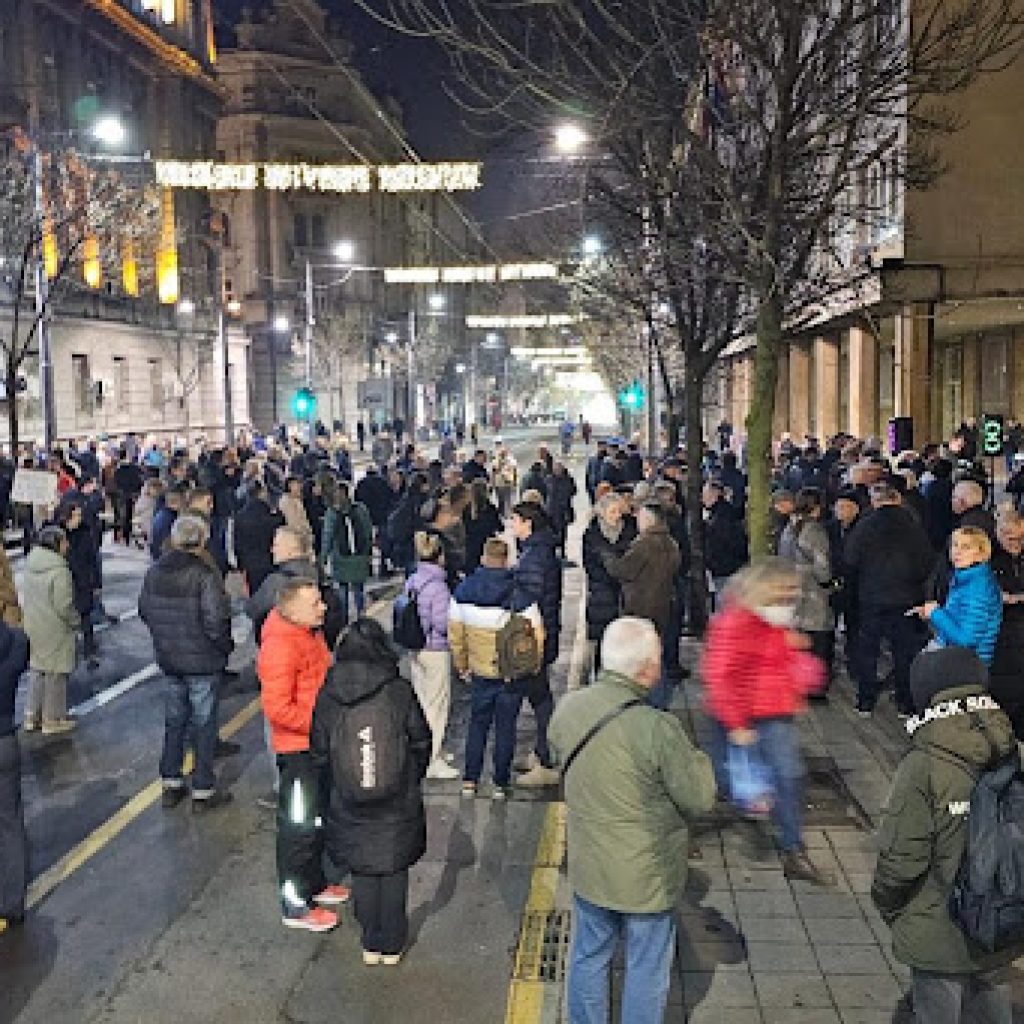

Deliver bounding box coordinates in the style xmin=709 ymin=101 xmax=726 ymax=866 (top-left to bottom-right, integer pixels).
xmin=912 ymin=526 xmax=1002 ymax=664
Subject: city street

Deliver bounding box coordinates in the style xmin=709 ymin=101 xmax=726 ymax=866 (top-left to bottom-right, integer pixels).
xmin=2 ymin=426 xmax=1015 ymax=1024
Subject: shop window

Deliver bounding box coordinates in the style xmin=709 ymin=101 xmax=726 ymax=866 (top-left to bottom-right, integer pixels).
xmin=149 ymin=358 xmax=164 ymax=419
xmin=294 ymin=213 xmax=307 ymax=248
xmin=939 ymin=342 xmax=963 ymax=442
xmin=878 ymin=339 xmax=896 ymax=430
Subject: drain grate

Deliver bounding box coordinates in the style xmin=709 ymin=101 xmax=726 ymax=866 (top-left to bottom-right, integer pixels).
xmin=512 ymin=910 xmax=572 ymax=982
xmin=804 ymin=755 xmax=873 ymax=829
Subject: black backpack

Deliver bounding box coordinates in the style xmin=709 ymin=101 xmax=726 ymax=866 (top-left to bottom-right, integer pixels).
xmin=947 ymin=747 xmax=1024 ymax=953
xmin=392 ymin=589 xmax=427 ymax=651
xmin=330 ymin=680 xmax=407 ymax=804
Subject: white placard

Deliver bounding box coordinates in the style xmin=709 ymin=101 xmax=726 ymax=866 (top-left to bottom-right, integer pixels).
xmin=11 ymin=470 xmax=59 ymax=506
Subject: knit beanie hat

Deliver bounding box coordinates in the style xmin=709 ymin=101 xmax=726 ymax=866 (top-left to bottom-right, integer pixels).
xmin=910 ymin=647 xmax=988 ymax=713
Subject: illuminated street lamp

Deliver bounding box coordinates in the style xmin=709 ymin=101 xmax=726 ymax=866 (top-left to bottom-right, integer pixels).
xmin=177 ymin=298 xmax=195 ymax=315
xmin=554 ymin=123 xmax=589 ymax=154
xmin=274 ymin=314 xmax=291 ymax=333
xmin=332 ymin=239 xmax=356 ymax=263
xmin=582 ymin=235 xmax=603 ymax=258
xmin=91 ymin=115 xmax=126 ymax=147
xmin=428 ymin=292 xmax=446 ymax=312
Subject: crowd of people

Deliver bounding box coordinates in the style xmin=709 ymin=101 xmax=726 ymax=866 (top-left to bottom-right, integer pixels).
xmin=1 ymin=415 xmax=1023 ymax=1024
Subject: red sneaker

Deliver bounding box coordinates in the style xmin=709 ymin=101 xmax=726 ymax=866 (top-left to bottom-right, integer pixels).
xmin=313 ymin=884 xmax=352 ymax=907
xmin=282 ymin=907 xmax=339 ymax=933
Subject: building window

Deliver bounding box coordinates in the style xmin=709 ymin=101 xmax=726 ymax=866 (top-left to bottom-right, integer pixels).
xmin=72 ymin=354 xmax=91 ymax=415
xmin=294 ymin=213 xmax=307 ymax=248
xmin=113 ymin=356 xmax=129 ymax=415
xmin=878 ymin=338 xmax=896 ymax=430
xmin=939 ymin=342 xmax=963 ymax=441
xmin=981 ymin=334 xmax=1010 ymax=415
xmin=311 ymin=213 xmax=325 ymax=249
xmin=149 ymin=358 xmax=164 ymax=418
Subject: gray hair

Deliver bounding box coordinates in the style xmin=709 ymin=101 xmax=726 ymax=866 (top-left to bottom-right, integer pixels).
xmin=601 ymin=617 xmax=661 ymax=679
xmin=723 ymin=557 xmax=799 ymax=610
xmin=633 ymin=481 xmax=653 ymax=503
xmin=170 ymin=514 xmax=210 ymax=550
xmin=275 ymin=524 xmax=312 ymax=557
xmin=953 ymin=479 xmax=984 ymax=508
xmin=869 ymin=482 xmax=900 ymax=506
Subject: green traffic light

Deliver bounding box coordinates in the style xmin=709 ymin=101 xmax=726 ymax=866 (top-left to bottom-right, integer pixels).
xmin=292 ymin=387 xmax=316 ymax=418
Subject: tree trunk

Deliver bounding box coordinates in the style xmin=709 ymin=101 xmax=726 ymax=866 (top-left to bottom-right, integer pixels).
xmin=6 ymin=363 xmax=19 ymax=454
xmin=745 ymin=294 xmax=783 ymax=557
xmin=684 ymin=362 xmax=709 ymax=635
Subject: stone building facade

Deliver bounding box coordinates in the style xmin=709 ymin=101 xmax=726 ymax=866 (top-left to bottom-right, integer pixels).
xmin=0 ymin=0 xmax=249 ymax=447
xmin=707 ymin=30 xmax=1024 ymax=452
xmin=216 ymin=0 xmax=479 ymax=435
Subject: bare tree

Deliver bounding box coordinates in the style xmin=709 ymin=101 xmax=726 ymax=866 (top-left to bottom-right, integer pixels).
xmin=0 ymin=131 xmax=159 ymax=448
xmin=358 ymin=0 xmax=1024 ymax=563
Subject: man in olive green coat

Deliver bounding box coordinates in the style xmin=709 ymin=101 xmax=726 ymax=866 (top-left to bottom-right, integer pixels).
xmin=549 ymin=616 xmax=715 ymax=1024
xmin=872 ymin=647 xmax=1018 ymax=1023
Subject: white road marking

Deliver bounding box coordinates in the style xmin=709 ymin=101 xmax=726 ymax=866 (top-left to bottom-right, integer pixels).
xmin=69 ymin=663 xmax=161 ymax=718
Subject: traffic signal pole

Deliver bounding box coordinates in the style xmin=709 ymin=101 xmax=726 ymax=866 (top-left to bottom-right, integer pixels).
xmin=304 ymin=258 xmax=315 ymax=440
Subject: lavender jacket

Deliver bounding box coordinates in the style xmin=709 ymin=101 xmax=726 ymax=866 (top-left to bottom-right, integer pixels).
xmin=405 ymin=561 xmax=451 ymax=651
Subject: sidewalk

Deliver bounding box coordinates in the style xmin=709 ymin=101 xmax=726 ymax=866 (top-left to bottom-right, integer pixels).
xmin=669 ymin=651 xmax=915 ymax=1024
xmin=542 ymin=637 xmax=1023 ymax=1023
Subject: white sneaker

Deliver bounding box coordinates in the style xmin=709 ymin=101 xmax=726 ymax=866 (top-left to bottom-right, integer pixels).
xmin=515 ymin=765 xmax=560 ymax=788
xmin=426 ymin=759 xmax=460 ymax=781
xmin=362 ymin=950 xmax=382 ymax=965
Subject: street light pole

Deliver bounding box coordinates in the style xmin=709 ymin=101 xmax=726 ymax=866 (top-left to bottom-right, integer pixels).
xmin=304 ymin=258 xmax=315 ymax=440
xmin=32 ymin=147 xmax=55 ymax=450
xmin=407 ymin=307 xmax=417 ymax=441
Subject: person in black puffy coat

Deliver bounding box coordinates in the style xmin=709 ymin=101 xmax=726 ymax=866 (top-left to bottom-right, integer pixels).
xmin=582 ymin=494 xmax=637 ymax=672
xmin=511 ymin=503 xmax=562 ymax=786
xmin=233 ymin=482 xmax=285 ymax=595
xmin=463 ymin=479 xmax=503 ymax=573
xmin=139 ymin=516 xmax=234 ymax=809
xmin=990 ymin=515 xmax=1024 ymax=737
xmin=310 ymin=619 xmax=431 ymax=963
xmin=0 ymin=618 xmax=30 ymax=929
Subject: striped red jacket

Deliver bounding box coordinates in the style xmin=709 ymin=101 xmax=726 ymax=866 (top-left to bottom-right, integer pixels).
xmin=700 ymin=604 xmax=824 ymax=732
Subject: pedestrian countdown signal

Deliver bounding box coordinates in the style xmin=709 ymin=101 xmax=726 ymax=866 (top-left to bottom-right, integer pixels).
xmin=982 ymin=413 xmax=1004 ymax=457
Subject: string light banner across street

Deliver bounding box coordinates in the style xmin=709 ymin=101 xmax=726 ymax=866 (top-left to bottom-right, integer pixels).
xmin=154 ymin=160 xmax=482 ymax=193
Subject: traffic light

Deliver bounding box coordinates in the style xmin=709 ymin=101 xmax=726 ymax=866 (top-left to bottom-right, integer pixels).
xmin=981 ymin=412 xmax=1004 ymax=457
xmin=618 ymin=380 xmax=645 ymax=410
xmin=292 ymin=386 xmax=316 ymax=419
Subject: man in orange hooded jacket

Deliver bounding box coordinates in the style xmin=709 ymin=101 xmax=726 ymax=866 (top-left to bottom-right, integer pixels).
xmin=258 ymin=578 xmax=348 ymax=932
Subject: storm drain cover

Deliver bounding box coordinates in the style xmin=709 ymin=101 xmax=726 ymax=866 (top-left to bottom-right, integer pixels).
xmin=513 ymin=910 xmax=572 ymax=982
xmin=803 ymin=755 xmax=872 ymax=829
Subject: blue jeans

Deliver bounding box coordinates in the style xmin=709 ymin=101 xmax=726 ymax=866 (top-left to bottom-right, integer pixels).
xmin=567 ymin=893 xmax=676 ymax=1024
xmin=464 ymin=676 xmax=523 ymax=786
xmin=754 ymin=717 xmax=803 ymax=852
xmin=337 ymin=581 xmax=366 ymax=623
xmin=160 ymin=675 xmax=219 ymax=795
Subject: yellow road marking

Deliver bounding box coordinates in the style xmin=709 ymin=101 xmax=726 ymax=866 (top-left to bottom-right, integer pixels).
xmin=26 ymin=697 xmax=262 ymax=910
xmin=25 ymin=595 xmax=393 ymax=911
xmin=505 ymin=802 xmax=568 ymax=1024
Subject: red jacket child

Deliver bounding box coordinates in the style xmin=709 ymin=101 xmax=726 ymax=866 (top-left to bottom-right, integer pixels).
xmin=701 ymin=603 xmax=824 ymax=732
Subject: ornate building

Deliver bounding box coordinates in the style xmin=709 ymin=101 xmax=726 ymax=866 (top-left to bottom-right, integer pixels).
xmin=0 ymin=0 xmax=250 ymax=446
xmin=215 ymin=0 xmax=480 ymax=434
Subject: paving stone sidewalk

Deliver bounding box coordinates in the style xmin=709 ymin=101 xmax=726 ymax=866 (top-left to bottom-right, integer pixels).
xmin=657 ymin=648 xmax=1024 ymax=1024
xmin=544 ymin=644 xmax=1024 ymax=1024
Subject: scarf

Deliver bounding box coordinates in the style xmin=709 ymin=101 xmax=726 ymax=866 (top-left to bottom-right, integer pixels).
xmin=597 ymin=515 xmax=623 ymax=544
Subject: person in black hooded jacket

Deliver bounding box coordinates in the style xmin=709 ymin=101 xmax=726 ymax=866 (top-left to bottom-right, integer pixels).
xmin=0 ymin=618 xmax=30 ymax=930
xmin=310 ymin=618 xmax=431 ymax=964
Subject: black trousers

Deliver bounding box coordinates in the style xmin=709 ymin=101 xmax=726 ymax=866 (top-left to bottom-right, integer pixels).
xmin=0 ymin=733 xmax=27 ymax=920
xmin=276 ymin=751 xmax=325 ymax=914
xmin=351 ymin=870 xmax=409 ymax=955
xmin=853 ymin=606 xmax=925 ymax=712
